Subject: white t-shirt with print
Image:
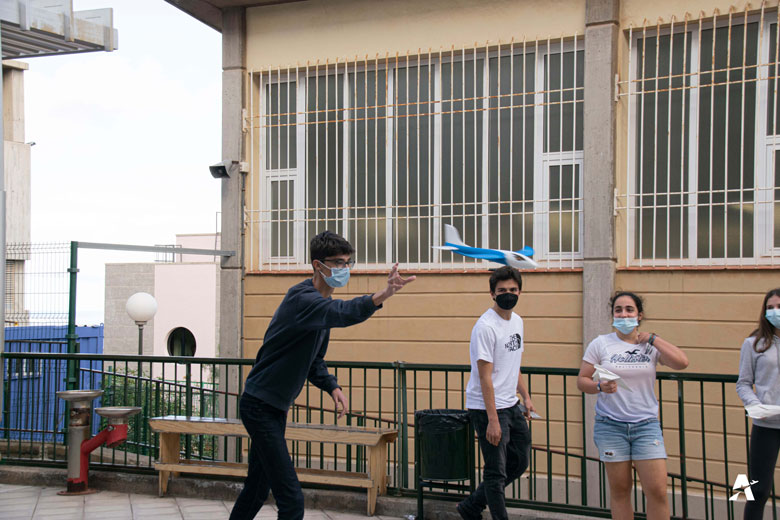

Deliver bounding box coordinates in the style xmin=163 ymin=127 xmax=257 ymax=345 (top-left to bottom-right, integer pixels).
xmin=583 ymin=332 xmax=662 ymax=422
xmin=465 ymin=308 xmax=524 ymax=410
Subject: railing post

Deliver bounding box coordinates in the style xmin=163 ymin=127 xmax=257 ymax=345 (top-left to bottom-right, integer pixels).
xmin=65 ymin=242 xmax=79 ymax=391
xmin=395 ymin=361 xmax=409 ymax=489
xmin=185 ymin=362 xmax=192 ymax=459
xmin=677 ymin=378 xmax=688 ymax=518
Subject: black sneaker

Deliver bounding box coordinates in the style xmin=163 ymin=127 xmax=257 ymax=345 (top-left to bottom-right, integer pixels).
xmin=456 ymin=501 xmax=481 ymax=520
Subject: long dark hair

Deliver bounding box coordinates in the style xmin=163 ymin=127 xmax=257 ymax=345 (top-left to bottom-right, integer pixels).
xmin=750 ymin=288 xmax=780 ymax=353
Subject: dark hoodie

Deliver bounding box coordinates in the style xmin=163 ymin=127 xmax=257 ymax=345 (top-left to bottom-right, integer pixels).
xmin=243 ymin=278 xmax=380 ymax=411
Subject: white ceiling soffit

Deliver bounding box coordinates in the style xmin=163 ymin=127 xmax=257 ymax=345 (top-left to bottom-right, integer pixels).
xmin=0 ymin=1 xmax=118 ymax=59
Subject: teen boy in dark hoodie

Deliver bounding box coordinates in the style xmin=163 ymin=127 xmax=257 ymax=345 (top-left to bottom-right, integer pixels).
xmin=230 ymin=230 xmax=416 ymax=520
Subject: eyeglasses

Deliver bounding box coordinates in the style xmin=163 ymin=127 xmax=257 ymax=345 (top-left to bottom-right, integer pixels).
xmin=323 ymin=258 xmax=356 ymax=269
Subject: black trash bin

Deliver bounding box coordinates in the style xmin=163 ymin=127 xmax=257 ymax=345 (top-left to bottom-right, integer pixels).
xmin=414 ymin=409 xmax=475 ymax=519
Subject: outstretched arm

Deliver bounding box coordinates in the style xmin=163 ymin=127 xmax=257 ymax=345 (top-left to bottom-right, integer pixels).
xmin=372 ymin=263 xmax=416 ymax=306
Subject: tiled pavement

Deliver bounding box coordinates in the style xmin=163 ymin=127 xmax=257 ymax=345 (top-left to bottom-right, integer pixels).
xmin=0 ymin=484 xmax=408 ymax=520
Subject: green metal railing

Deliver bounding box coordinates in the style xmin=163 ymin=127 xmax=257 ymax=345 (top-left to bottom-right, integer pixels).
xmin=1 ymin=351 xmax=778 ymax=519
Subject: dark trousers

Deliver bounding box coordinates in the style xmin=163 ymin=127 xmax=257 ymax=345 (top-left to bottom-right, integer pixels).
xmin=230 ymin=393 xmax=304 ymax=520
xmin=460 ymin=403 xmax=531 ymax=520
xmin=744 ymin=424 xmax=780 ymax=520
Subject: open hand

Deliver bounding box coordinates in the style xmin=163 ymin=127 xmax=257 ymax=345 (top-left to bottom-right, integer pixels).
xmin=386 ymin=263 xmax=416 ymax=296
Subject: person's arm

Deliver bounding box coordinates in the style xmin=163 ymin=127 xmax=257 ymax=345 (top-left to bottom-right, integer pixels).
xmin=478 ymin=360 xmax=501 ymax=446
xmin=736 ymin=338 xmax=761 ymax=407
xmin=516 ymin=370 xmax=535 ymax=418
xmin=578 ymin=361 xmax=599 ymax=394
xmin=307 ymin=343 xmax=349 ymax=419
xmin=638 ymin=331 xmax=689 ymax=370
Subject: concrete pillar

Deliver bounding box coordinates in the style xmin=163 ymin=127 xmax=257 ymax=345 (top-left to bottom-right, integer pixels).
xmin=219 ymin=7 xmax=246 ymax=361
xmin=583 ymin=0 xmax=619 ymax=504
xmin=219 ymin=7 xmax=246 ymax=463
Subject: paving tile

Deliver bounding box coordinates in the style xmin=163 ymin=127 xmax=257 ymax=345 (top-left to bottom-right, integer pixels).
xmin=31 ymin=514 xmax=84 ymax=520
xmin=180 ymin=513 xmax=229 ymax=520
xmin=0 ymin=502 xmax=36 ymax=514
xmin=1 ymin=514 xmax=34 ymax=520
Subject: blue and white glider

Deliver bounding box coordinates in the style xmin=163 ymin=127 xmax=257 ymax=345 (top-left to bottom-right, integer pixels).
xmin=433 ymin=224 xmax=539 ymax=269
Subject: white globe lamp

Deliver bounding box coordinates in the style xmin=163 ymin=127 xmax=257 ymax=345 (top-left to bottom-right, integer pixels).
xmin=126 ymin=292 xmax=157 ymax=355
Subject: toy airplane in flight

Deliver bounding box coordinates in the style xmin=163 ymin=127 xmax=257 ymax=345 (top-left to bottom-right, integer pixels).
xmin=433 ymin=224 xmax=539 ymax=269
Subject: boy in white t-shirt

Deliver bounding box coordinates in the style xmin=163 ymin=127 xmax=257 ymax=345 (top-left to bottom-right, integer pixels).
xmin=458 ymin=267 xmax=535 ymax=520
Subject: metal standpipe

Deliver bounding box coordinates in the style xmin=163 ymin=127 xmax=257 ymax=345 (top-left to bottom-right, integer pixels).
xmin=56 ymin=389 xmax=104 ymax=495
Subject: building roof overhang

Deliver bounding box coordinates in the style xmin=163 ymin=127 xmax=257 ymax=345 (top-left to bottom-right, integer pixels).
xmin=163 ymin=0 xmax=307 ymax=32
xmin=0 ymin=1 xmax=118 ymax=59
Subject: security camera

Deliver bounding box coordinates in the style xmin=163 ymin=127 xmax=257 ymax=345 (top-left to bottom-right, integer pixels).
xmin=209 ymin=160 xmax=236 ymax=179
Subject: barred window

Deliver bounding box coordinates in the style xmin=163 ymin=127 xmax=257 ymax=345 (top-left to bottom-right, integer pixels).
xmin=249 ymin=40 xmax=584 ymax=270
xmin=623 ymin=10 xmax=780 ymax=266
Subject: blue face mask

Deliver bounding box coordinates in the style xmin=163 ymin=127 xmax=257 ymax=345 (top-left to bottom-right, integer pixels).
xmin=613 ymin=317 xmax=639 ymax=335
xmin=766 ymin=309 xmax=780 ymax=329
xmin=320 ymin=265 xmax=350 ymax=288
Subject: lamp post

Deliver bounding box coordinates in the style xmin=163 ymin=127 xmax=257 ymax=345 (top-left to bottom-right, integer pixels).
xmin=125 ymin=292 xmax=157 ymax=355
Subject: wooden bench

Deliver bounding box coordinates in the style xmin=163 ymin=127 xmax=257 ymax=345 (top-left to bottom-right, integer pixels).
xmin=148 ymin=415 xmax=398 ymax=516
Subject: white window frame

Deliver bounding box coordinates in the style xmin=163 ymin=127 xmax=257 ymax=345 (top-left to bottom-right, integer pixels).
xmin=626 ymin=16 xmax=779 ymax=266
xmin=257 ymin=42 xmax=585 ymax=269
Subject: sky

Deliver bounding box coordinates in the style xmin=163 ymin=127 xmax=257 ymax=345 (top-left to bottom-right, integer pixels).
xmin=20 ymin=0 xmax=222 ymax=324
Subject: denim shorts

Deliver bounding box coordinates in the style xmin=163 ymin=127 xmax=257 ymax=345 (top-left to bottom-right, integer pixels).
xmin=593 ymin=415 xmax=667 ymax=462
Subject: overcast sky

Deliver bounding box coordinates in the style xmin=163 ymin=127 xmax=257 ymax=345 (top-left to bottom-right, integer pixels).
xmin=21 ymin=0 xmax=222 ymax=324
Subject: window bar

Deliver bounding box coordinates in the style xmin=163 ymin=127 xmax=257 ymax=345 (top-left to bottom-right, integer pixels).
xmin=385 ymin=52 xmax=394 ymax=265
xmin=249 ymin=71 xmax=255 ymax=270
xmin=405 ymin=49 xmax=411 ymax=266
xmin=416 ymin=48 xmax=422 ymax=268
xmin=570 ymin=36 xmax=577 ymax=268
xmin=362 ymin=54 xmax=368 ymax=265
xmin=394 ymin=51 xmax=400 ymax=267
xmin=708 ymin=14 xmax=718 ymax=261
xmin=638 ymin=25 xmax=648 ymax=266
xmin=352 ymin=56 xmax=358 ymax=262
xmin=498 ymin=41 xmax=503 ymax=253
xmin=510 ymin=38 xmax=515 ymax=253
xmin=373 ymin=53 xmax=379 ymax=266
xmin=428 ymin=47 xmax=435 ymax=268
xmin=774 ymin=7 xmax=780 ymax=263
xmin=342 ymin=57 xmax=350 ymax=245
xmin=666 ymin=19 xmax=675 ymax=263
xmin=558 ymin=34 xmax=565 ymax=268
xmin=652 ymin=19 xmax=661 ymax=264
xmin=449 ymin=45 xmax=454 ymax=268
xmin=481 ymin=43 xmax=489 ymax=254
xmin=315 ymin=59 xmax=321 ymax=242
xmin=433 ymin=47 xmax=442 ymax=264
xmin=545 ymin=35 xmax=552 ymax=265
xmin=680 ymin=18 xmax=689 ymax=266
xmin=738 ymin=6 xmax=752 ymax=264
xmin=626 ymin=26 xmax=634 ymax=266
xmin=465 ymin=45 xmax=471 ymax=257
xmin=275 ymin=65 xmax=282 ymax=268
xmin=522 ymin=37 xmax=528 ymax=255
xmin=724 ymin=6 xmax=736 ymax=263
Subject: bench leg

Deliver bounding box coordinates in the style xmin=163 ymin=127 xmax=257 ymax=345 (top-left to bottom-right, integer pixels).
xmin=366 ymin=442 xmax=389 ymax=516
xmin=159 ymin=432 xmax=180 ymax=497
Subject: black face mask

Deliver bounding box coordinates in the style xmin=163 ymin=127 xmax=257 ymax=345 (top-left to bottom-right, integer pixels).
xmin=494 ymin=293 xmax=518 ymax=310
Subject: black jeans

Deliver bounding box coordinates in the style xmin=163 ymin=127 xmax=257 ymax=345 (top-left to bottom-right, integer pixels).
xmin=230 ymin=393 xmax=304 ymax=520
xmin=460 ymin=403 xmax=531 ymax=520
xmin=744 ymin=424 xmax=780 ymax=520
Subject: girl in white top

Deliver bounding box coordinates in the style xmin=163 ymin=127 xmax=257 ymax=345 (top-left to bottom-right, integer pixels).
xmin=577 ymin=292 xmax=689 ymax=520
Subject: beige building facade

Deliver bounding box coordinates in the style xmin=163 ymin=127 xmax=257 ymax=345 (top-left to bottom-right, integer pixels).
xmin=171 ymin=0 xmax=779 ymax=515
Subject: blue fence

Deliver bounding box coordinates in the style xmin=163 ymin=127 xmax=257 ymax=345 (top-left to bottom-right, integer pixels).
xmin=2 ymin=326 xmax=103 ymax=441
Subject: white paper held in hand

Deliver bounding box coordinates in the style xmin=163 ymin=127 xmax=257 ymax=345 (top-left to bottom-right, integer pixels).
xmin=592 ymin=364 xmax=633 ymax=392
xmin=745 ymin=403 xmax=780 ymax=419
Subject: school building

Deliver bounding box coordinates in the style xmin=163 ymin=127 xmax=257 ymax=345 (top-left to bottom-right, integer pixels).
xmin=170 ymin=0 xmax=779 ymax=513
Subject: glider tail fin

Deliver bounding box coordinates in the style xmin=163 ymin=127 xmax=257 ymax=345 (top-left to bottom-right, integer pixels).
xmin=443 ymin=224 xmax=465 ymax=246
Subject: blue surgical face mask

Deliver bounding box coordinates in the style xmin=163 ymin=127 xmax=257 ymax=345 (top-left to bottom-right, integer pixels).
xmin=320 ymin=265 xmax=350 ymax=288
xmin=766 ymin=309 xmax=780 ymax=329
xmin=612 ymin=317 xmax=639 ymax=335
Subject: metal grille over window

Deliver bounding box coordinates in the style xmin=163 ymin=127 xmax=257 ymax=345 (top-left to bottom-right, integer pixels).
xmin=247 ymin=37 xmax=584 ymax=271
xmin=619 ymin=6 xmax=780 ymax=267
